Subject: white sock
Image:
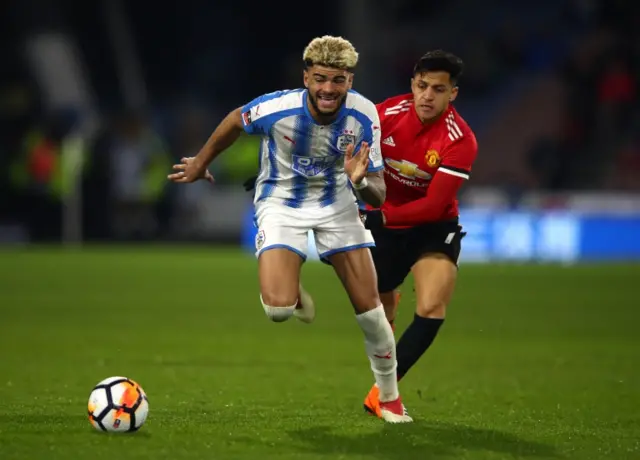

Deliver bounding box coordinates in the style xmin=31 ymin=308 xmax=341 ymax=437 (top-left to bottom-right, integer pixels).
xmin=260 ymin=295 xmax=297 ymax=322
xmin=355 ymin=304 xmax=399 ymax=402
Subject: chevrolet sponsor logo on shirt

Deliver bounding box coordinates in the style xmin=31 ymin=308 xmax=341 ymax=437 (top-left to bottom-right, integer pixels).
xmin=384 ymin=158 xmax=431 ymax=187
xmin=386 ymin=159 xmax=431 ymax=179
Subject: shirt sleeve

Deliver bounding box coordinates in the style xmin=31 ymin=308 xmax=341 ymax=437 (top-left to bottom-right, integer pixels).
xmin=366 ymin=109 xmax=383 ymax=172
xmin=240 ymin=90 xmax=291 ymax=136
xmin=437 ymin=139 xmax=475 ymax=180
xmin=354 ymin=99 xmax=384 ymax=172
xmin=382 ymin=137 xmax=478 ymax=226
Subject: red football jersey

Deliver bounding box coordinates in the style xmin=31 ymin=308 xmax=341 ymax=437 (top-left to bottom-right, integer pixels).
xmin=372 ymin=93 xmax=478 ymax=228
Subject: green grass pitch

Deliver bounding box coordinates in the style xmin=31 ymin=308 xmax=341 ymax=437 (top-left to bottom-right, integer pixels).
xmin=0 ymin=247 xmax=639 ymax=460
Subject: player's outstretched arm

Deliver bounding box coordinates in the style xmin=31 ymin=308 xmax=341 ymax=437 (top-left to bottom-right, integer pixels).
xmin=345 ymin=142 xmax=386 ymax=208
xmin=168 ymin=107 xmax=244 ymax=183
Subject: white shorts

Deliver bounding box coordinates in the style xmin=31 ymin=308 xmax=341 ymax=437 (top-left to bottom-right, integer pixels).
xmin=254 ymin=202 xmax=375 ymax=262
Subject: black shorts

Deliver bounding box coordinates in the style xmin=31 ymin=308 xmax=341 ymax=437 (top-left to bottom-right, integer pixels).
xmin=370 ymin=218 xmax=465 ymax=293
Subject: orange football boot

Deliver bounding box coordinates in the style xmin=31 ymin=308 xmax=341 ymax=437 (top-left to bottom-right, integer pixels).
xmin=363 ymin=384 xmax=381 ymax=417
xmin=363 ymin=385 xmax=412 ymax=423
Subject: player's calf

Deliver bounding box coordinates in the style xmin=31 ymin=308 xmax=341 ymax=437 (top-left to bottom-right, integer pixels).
xmin=413 ymin=253 xmax=455 ymax=319
xmin=329 ymin=249 xmax=402 ymax=404
xmin=356 ymin=305 xmax=397 ymax=398
xmin=395 ymin=253 xmax=456 ymax=380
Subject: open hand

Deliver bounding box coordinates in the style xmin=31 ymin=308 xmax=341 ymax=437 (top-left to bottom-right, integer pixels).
xmin=344 ymin=142 xmax=370 ymax=185
xmin=167 ymin=157 xmax=213 ymax=184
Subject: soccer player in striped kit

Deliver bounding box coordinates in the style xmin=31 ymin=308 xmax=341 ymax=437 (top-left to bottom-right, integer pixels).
xmin=168 ymin=35 xmax=412 ymax=423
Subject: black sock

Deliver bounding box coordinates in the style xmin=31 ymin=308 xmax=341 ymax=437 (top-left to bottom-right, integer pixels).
xmin=396 ymin=315 xmax=444 ymax=381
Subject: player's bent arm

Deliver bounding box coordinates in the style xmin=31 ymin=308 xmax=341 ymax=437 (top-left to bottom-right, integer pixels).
xmin=354 ymin=170 xmax=386 ymax=208
xmin=383 ymin=169 xmax=464 ymax=227
xmin=382 ymin=138 xmax=477 ymax=226
xmin=192 ymin=107 xmax=245 ymax=169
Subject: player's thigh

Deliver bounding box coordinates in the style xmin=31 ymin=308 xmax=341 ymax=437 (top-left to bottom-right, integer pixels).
xmin=409 ymin=221 xmax=464 ymax=317
xmin=410 ymin=255 xmax=458 ymax=318
xmin=258 ymin=249 xmax=303 ymax=306
xmin=313 ymin=205 xmax=377 ymax=311
xmin=255 ymin=207 xmax=308 ymax=306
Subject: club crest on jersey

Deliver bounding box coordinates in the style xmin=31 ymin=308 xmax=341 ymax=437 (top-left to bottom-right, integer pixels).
xmin=336 ymin=134 xmax=356 ymax=152
xmin=425 ymin=150 xmax=441 ymax=168
xmin=292 ymin=155 xmax=337 ymax=177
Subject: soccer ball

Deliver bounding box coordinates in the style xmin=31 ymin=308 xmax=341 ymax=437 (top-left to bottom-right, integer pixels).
xmin=87 ymin=376 xmax=149 ymax=432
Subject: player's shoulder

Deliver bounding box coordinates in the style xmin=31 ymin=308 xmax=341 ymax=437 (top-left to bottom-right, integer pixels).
xmin=244 ymin=88 xmax=305 ymax=113
xmin=345 ymin=89 xmax=378 ymax=119
xmin=376 ymin=93 xmax=413 ymax=118
xmin=442 ymin=106 xmax=478 ymax=152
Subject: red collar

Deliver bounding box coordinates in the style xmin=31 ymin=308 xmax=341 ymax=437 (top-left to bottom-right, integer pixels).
xmin=405 ymin=103 xmax=452 ymax=135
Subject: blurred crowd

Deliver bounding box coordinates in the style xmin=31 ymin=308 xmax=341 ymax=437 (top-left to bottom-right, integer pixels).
xmin=379 ymin=0 xmax=639 ymax=193
xmin=0 ymin=0 xmax=638 ymax=242
xmin=530 ymin=0 xmax=640 ymax=191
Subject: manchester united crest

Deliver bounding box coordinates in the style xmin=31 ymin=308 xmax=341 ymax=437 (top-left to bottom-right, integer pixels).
xmin=425 ymin=150 xmax=441 ymax=168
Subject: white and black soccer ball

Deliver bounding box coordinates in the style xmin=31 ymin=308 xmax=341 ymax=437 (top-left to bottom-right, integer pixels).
xmin=87 ymin=376 xmax=149 ymax=432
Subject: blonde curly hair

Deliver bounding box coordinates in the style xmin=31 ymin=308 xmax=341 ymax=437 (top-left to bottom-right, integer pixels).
xmin=303 ymin=35 xmax=359 ymax=71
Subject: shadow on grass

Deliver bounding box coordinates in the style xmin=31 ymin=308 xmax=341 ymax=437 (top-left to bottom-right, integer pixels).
xmin=236 ymin=419 xmax=560 ymax=459
xmin=0 ymin=414 xmax=152 ymax=438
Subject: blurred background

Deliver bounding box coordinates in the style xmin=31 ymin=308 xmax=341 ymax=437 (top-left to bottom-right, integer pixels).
xmin=1 ymin=0 xmax=639 ymax=262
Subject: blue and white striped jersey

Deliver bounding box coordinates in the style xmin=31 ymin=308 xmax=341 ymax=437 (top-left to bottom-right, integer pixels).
xmin=241 ymin=89 xmax=383 ymax=211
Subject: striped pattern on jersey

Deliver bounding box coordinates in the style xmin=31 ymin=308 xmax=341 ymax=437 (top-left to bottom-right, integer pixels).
xmin=241 ymin=89 xmax=383 ymax=209
xmin=439 ymin=112 xmax=470 ymax=180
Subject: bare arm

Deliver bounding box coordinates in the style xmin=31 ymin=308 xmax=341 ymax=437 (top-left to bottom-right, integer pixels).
xmin=193 ymin=107 xmax=245 ymax=169
xmin=168 ymin=107 xmax=248 ymax=184
xmin=354 ymin=170 xmax=386 ymax=208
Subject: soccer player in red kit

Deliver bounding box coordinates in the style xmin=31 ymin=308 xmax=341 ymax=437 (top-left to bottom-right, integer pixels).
xmin=359 ymin=50 xmax=478 ymax=417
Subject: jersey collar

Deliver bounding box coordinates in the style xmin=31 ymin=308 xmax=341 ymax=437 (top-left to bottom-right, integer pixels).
xmin=407 ymin=102 xmax=452 ymax=134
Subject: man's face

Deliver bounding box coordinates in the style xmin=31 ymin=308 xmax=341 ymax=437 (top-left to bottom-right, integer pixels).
xmin=304 ymin=65 xmax=353 ymax=117
xmin=411 ymin=71 xmax=458 ymax=123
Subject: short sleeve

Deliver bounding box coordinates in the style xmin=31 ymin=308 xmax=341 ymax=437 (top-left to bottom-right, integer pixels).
xmin=351 ymin=96 xmax=384 ymax=172
xmin=240 ymin=90 xmax=298 ymax=136
xmin=438 ymin=135 xmax=478 ymax=180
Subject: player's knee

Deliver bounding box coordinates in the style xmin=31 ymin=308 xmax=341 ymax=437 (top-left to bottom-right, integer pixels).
xmin=260 ymin=293 xmax=298 ymax=322
xmin=351 ymin=291 xmax=381 ymax=313
xmin=260 ymin=289 xmax=298 ymax=308
xmin=416 ymin=299 xmax=447 ymax=318
xmin=262 ymin=304 xmax=296 ymax=322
